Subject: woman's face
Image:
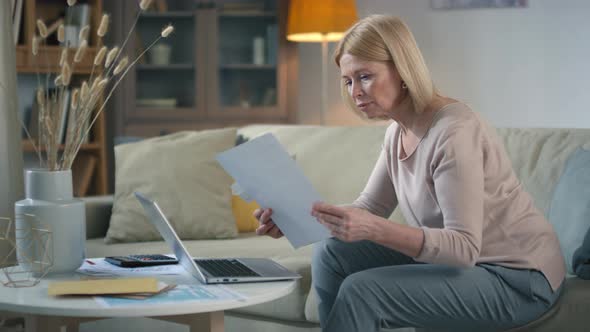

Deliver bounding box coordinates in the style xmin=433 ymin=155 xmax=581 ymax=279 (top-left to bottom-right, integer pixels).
xmin=339 ymin=53 xmax=405 ymax=119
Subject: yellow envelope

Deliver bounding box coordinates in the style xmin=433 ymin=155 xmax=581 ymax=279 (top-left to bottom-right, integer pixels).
xmin=48 ymin=277 xmax=159 ymax=296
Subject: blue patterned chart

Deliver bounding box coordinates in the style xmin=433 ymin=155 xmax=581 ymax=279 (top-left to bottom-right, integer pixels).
xmin=96 ymin=284 xmax=245 ymax=307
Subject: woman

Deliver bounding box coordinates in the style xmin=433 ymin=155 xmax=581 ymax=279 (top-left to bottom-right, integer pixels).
xmin=254 ymin=15 xmax=564 ymax=332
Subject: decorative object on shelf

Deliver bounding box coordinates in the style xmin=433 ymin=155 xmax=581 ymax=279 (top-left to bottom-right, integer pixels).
xmin=252 ymin=36 xmax=265 ymax=65
xmin=15 ymin=170 xmax=81 ymax=275
xmin=0 ymin=0 xmax=25 ymax=271
xmin=149 ymin=43 xmax=172 ymax=65
xmin=0 ymin=216 xmax=52 ymax=287
xmin=62 ymin=25 xmax=80 ymax=47
xmin=287 ymin=0 xmax=358 ymax=125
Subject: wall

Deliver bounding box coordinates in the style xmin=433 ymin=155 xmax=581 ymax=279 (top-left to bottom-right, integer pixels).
xmin=297 ymin=0 xmax=590 ymax=128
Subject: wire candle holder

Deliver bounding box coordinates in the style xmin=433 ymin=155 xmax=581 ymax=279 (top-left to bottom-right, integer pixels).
xmin=0 ymin=215 xmax=53 ymax=288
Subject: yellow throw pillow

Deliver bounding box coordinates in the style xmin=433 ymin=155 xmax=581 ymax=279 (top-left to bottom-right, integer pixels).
xmin=228 ymin=149 xmax=295 ymax=233
xmin=232 ymin=195 xmax=260 ymax=232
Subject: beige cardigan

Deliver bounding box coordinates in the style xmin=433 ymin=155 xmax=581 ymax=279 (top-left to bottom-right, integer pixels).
xmin=353 ymin=103 xmax=565 ymax=291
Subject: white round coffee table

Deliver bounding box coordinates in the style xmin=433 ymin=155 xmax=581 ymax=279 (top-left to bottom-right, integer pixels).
xmin=0 ymin=271 xmax=297 ymax=332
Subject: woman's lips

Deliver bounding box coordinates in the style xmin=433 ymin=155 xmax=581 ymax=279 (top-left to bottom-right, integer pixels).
xmin=357 ymin=102 xmax=371 ymax=111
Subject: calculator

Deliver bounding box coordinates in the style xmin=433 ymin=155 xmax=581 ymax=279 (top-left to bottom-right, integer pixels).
xmin=104 ymin=254 xmax=179 ymax=268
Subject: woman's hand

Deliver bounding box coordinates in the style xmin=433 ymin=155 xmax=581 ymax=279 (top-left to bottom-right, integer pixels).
xmin=311 ymin=202 xmax=381 ymax=242
xmin=253 ymin=208 xmax=284 ymax=239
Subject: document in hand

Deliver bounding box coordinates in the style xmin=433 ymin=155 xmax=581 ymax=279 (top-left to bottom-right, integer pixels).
xmin=216 ymin=133 xmax=331 ymax=248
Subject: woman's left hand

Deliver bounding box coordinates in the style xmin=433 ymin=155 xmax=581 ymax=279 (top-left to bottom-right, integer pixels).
xmin=311 ymin=202 xmax=380 ymax=242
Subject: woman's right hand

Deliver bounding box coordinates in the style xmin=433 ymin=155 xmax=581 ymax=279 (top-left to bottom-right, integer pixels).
xmin=253 ymin=208 xmax=284 ymax=239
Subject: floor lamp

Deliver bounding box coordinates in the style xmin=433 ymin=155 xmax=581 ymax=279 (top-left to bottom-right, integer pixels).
xmin=0 ymin=1 xmax=24 ymax=258
xmin=287 ymin=0 xmax=357 ymax=125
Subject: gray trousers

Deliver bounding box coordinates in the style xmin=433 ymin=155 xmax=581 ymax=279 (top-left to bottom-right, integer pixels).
xmin=312 ymin=238 xmax=563 ymax=332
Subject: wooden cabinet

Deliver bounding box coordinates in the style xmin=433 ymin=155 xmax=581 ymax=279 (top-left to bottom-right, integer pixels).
xmin=16 ymin=0 xmax=108 ymax=196
xmin=116 ymin=0 xmax=297 ymax=137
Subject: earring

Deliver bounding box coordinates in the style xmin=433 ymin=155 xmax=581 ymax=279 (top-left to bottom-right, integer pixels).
xmin=401 ymin=82 xmax=408 ymax=89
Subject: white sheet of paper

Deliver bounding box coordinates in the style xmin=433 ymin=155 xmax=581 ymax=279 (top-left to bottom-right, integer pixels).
xmin=216 ymin=133 xmax=331 ymax=248
xmin=95 ymin=284 xmax=246 ymax=307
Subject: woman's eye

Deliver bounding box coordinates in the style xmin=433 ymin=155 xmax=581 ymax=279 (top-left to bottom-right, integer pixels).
xmin=344 ymin=80 xmax=352 ymax=86
xmin=360 ymin=74 xmax=370 ymax=81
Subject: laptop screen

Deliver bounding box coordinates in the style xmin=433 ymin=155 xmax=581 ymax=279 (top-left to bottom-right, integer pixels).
xmin=134 ymin=192 xmax=207 ymax=283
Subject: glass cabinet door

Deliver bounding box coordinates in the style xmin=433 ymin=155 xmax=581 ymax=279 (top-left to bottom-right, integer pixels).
xmin=118 ymin=0 xmax=295 ymax=136
xmin=126 ymin=0 xmax=202 ymax=121
xmin=211 ymin=0 xmax=281 ymax=117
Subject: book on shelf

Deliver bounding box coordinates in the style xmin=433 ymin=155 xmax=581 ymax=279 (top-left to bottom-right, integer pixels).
xmin=58 ymin=90 xmax=71 ymax=144
xmin=64 ymin=4 xmax=90 ymax=46
xmin=28 ymin=88 xmax=70 ymax=145
xmin=12 ymin=0 xmax=23 ymax=45
xmin=66 ymin=3 xmax=91 ymax=27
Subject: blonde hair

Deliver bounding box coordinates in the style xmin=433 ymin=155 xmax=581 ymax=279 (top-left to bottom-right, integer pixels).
xmin=334 ymin=15 xmax=435 ymax=115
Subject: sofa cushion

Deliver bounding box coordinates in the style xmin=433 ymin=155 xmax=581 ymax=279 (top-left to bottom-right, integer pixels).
xmin=87 ymin=233 xmax=313 ymax=322
xmin=105 ymin=129 xmax=238 ymax=243
xmin=495 ymin=128 xmax=590 ymax=215
xmin=548 ymin=147 xmax=590 ymax=276
xmin=232 ymin=195 xmax=260 ymax=232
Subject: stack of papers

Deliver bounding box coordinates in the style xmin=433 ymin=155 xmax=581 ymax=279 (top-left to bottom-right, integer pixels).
xmin=72 ymin=258 xmax=248 ymax=307
xmin=48 ymin=277 xmax=175 ymax=300
xmin=78 ymin=258 xmax=185 ymax=277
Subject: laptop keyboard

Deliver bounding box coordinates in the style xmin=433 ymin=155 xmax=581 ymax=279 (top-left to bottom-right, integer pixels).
xmin=195 ymin=259 xmax=261 ymax=277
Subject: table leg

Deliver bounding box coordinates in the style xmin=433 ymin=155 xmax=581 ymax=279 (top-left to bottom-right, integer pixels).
xmin=155 ymin=311 xmax=224 ymax=332
xmin=23 ymin=315 xmax=37 ymax=332
xmin=24 ymin=315 xmax=99 ymax=332
xmin=24 ymin=315 xmax=60 ymax=332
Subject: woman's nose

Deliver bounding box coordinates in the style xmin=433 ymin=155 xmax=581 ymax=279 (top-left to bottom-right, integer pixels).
xmin=351 ymin=82 xmax=363 ymax=97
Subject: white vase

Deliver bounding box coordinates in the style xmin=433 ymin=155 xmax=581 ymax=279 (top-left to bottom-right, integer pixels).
xmin=14 ymin=169 xmax=86 ymax=275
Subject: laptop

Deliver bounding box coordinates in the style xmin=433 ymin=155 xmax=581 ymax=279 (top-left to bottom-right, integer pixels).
xmin=134 ymin=192 xmax=301 ymax=284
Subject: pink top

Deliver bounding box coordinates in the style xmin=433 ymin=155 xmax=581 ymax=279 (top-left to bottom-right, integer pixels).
xmin=352 ymin=103 xmax=565 ymax=291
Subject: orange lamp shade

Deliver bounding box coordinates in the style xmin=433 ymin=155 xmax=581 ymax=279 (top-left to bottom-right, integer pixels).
xmin=287 ymin=0 xmax=358 ymax=42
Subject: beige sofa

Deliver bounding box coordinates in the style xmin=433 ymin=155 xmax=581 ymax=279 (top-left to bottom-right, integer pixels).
xmin=83 ymin=124 xmax=590 ymax=332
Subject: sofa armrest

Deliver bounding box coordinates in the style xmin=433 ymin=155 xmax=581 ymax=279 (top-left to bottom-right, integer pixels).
xmin=82 ymin=195 xmax=113 ymax=239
